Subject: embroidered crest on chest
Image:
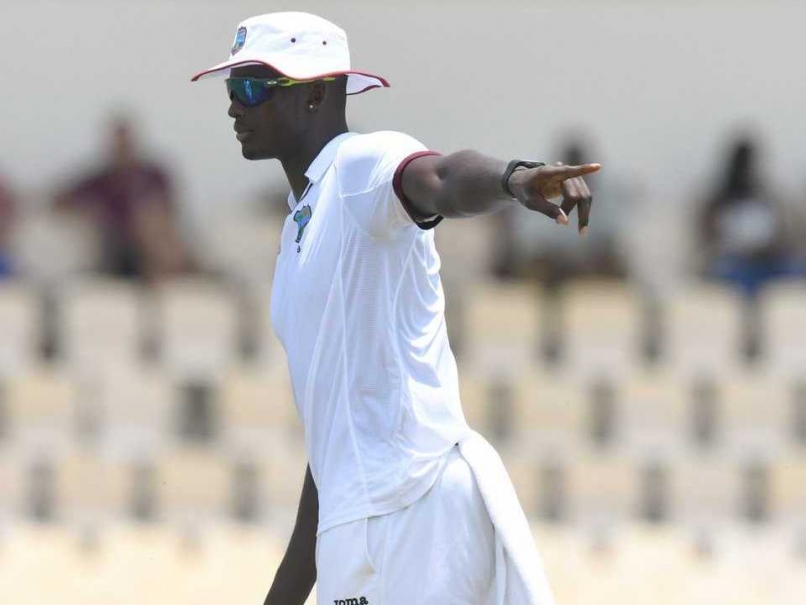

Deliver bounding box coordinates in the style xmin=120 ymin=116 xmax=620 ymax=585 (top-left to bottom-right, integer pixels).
xmin=293 ymin=205 xmax=313 ymax=244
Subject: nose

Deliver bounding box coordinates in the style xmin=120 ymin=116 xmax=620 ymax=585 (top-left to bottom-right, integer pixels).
xmin=228 ymin=93 xmax=244 ymax=119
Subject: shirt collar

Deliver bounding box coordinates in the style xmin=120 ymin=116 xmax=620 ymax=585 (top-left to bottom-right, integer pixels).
xmin=305 ymin=131 xmax=357 ymax=183
xmin=288 ymin=131 xmax=357 ymax=210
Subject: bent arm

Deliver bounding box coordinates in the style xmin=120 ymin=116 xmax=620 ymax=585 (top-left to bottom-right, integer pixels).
xmin=264 ymin=465 xmax=318 ymax=605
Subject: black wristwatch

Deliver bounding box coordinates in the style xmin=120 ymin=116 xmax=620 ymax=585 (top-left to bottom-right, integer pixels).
xmin=501 ymin=160 xmax=546 ymax=198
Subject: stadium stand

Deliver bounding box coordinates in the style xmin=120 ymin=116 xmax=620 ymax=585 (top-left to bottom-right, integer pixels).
xmin=0 ymin=269 xmax=803 ymax=605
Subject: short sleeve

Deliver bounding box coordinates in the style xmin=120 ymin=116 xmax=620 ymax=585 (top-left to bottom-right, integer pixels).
xmin=336 ymin=131 xmax=442 ymax=239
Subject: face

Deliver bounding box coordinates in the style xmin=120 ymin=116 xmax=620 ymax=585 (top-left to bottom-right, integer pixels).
xmin=227 ymin=65 xmax=309 ymax=161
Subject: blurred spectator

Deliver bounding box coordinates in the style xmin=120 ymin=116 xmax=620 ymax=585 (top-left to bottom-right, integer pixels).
xmin=0 ymin=172 xmax=16 ymax=277
xmin=697 ymin=135 xmax=803 ymax=299
xmin=493 ymin=135 xmax=629 ymax=289
xmin=55 ymin=115 xmax=192 ymax=282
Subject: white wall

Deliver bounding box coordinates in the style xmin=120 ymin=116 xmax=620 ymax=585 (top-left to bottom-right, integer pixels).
xmin=2 ymin=0 xmax=804 ymax=258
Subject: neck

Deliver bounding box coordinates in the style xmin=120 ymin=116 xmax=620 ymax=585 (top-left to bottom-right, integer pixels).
xmin=282 ymin=120 xmax=349 ymax=202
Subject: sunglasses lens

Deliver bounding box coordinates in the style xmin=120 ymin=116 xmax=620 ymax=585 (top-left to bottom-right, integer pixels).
xmin=226 ymin=78 xmax=273 ymax=107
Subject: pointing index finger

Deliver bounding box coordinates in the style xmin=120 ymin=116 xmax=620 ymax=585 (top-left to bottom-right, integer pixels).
xmin=544 ymin=163 xmax=602 ymax=180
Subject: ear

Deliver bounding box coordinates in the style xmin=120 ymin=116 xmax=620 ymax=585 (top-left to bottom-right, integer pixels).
xmin=306 ymin=81 xmax=327 ymax=112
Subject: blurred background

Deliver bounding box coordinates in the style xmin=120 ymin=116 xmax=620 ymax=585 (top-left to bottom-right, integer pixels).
xmin=1 ymin=0 xmax=805 ymax=603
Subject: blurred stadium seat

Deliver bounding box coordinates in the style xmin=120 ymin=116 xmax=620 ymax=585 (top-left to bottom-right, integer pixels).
xmin=260 ymin=442 xmax=309 ymax=511
xmin=153 ymin=279 xmax=239 ymax=380
xmin=720 ymin=372 xmax=789 ymax=455
xmin=499 ymin=452 xmax=541 ymax=519
xmin=517 ymin=374 xmax=624 ymax=451
xmin=620 ymin=370 xmax=688 ymax=456
xmin=0 ymin=447 xmax=23 ymax=519
xmin=11 ymin=213 xmax=99 ymax=283
xmin=511 ymin=371 xmax=587 ymax=453
xmin=434 ymin=217 xmax=497 ymax=284
xmin=198 ymin=216 xmax=283 ymax=286
xmin=2 ymin=447 xmax=139 ymax=525
xmin=92 ymin=366 xmax=175 ymax=456
xmin=769 ymin=452 xmax=806 ymax=525
xmin=458 ymin=373 xmax=522 ymax=444
xmin=0 ymin=282 xmax=41 ymax=376
xmin=219 ymin=366 xmax=300 ymax=451
xmin=560 ymin=280 xmax=643 ymax=377
xmin=663 ymin=283 xmax=745 ymax=376
xmin=250 ymin=283 xmax=286 ymax=369
xmin=566 ymin=450 xmax=637 ymax=525
xmin=760 ymin=282 xmax=806 ymax=377
xmin=158 ymin=446 xmax=230 ymax=524
xmin=59 ymin=448 xmax=111 ymax=523
xmin=675 ymin=452 xmax=742 ymax=526
xmin=16 ymin=451 xmax=62 ymax=522
xmin=630 ymin=456 xmax=673 ymax=524
xmin=228 ymin=454 xmax=265 ymax=522
xmin=463 ymin=281 xmax=543 ymax=374
xmin=6 ymin=368 xmax=77 ymax=452
xmin=458 ymin=373 xmax=494 ymax=438
xmin=688 ymin=374 xmax=723 ymax=449
xmin=793 ymin=380 xmax=806 ymax=447
xmin=504 ymin=448 xmax=583 ymax=524
xmin=59 ymin=278 xmax=145 ymax=372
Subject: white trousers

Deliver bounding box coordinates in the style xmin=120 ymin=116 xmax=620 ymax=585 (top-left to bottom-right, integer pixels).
xmin=315 ymin=445 xmax=497 ymax=604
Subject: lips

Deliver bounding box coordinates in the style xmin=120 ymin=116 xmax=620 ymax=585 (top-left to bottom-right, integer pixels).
xmin=234 ymin=124 xmax=253 ymax=142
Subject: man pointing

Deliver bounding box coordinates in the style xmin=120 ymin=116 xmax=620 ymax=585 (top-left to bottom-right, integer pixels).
xmin=193 ymin=11 xmax=599 ymax=604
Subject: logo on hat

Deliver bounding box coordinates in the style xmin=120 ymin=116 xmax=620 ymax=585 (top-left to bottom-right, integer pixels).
xmin=231 ymin=27 xmax=247 ymax=55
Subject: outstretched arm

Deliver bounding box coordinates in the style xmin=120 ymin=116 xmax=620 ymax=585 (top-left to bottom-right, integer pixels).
xmin=399 ymin=150 xmax=601 ymax=233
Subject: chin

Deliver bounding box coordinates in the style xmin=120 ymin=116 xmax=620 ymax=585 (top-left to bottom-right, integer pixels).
xmin=240 ymin=144 xmax=274 ymax=161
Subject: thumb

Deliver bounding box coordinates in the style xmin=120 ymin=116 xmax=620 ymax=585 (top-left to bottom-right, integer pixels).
xmin=534 ymin=201 xmax=569 ymax=225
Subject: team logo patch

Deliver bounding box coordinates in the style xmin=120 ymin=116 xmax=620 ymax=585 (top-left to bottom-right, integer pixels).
xmin=231 ymin=26 xmax=247 ymax=55
xmin=293 ymin=205 xmax=313 ymax=245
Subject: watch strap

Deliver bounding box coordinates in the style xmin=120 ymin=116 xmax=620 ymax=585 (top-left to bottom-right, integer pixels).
xmin=501 ymin=160 xmax=546 ymax=198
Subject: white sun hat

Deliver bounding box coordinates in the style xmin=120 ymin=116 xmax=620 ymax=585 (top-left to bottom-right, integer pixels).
xmin=191 ymin=12 xmax=389 ymax=95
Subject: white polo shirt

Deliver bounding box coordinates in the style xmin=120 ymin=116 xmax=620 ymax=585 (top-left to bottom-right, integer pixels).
xmin=270 ymin=131 xmax=472 ymax=534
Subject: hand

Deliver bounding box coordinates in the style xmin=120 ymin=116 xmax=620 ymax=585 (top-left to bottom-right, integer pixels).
xmin=508 ymin=162 xmax=601 ymax=234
